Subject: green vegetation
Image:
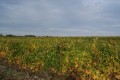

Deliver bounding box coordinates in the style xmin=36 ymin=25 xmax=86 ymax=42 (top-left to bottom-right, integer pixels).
xmin=0 ymin=36 xmax=120 ymax=80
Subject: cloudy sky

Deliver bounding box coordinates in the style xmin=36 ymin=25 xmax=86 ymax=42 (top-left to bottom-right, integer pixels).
xmin=0 ymin=0 xmax=120 ymax=36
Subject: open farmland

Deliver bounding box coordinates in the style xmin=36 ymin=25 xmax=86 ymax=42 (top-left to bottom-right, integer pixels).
xmin=0 ymin=36 xmax=120 ymax=80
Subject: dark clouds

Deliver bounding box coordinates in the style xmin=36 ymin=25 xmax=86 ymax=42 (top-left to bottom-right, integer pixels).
xmin=0 ymin=0 xmax=120 ymax=36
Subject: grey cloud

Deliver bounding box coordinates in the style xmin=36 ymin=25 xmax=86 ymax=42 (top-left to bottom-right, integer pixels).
xmin=0 ymin=0 xmax=120 ymax=36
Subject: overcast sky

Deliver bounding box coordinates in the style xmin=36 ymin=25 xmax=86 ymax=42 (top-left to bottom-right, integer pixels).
xmin=0 ymin=0 xmax=120 ymax=36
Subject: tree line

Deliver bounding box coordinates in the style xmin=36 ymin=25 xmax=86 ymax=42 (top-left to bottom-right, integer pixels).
xmin=0 ymin=33 xmax=52 ymax=37
xmin=0 ymin=33 xmax=35 ymax=37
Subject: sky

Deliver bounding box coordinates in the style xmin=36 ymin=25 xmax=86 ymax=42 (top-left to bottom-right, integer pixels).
xmin=0 ymin=0 xmax=120 ymax=36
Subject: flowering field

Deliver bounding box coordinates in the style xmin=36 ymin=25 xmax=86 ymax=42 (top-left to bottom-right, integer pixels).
xmin=0 ymin=36 xmax=120 ymax=80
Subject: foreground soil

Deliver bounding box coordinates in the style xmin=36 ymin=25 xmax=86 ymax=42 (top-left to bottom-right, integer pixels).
xmin=1 ymin=64 xmax=120 ymax=80
xmin=0 ymin=64 xmax=67 ymax=80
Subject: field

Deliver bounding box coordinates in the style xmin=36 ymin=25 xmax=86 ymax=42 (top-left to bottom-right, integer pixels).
xmin=0 ymin=36 xmax=120 ymax=80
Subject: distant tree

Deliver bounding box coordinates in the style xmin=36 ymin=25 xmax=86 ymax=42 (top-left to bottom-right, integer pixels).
xmin=6 ymin=34 xmax=15 ymax=37
xmin=25 ymin=35 xmax=35 ymax=37
xmin=0 ymin=33 xmax=3 ymax=36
